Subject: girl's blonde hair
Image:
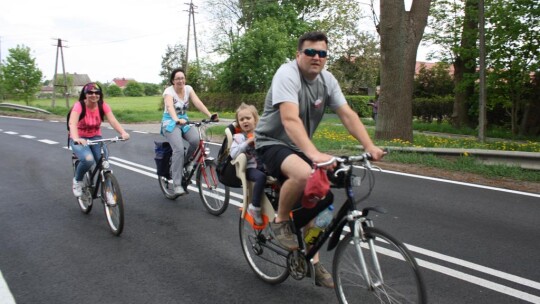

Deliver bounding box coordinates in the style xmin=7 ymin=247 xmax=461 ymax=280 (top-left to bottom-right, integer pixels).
xmin=235 ymin=102 xmax=259 ymax=125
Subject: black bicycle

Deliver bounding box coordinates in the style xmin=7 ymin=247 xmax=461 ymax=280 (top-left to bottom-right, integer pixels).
xmin=72 ymin=137 xmax=126 ymax=236
xmin=157 ymin=119 xmax=230 ymax=216
xmin=239 ymin=153 xmax=427 ymax=303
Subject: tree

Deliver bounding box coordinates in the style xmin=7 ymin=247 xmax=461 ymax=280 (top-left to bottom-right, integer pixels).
xmin=452 ymin=0 xmax=478 ymax=128
xmin=106 ymin=84 xmax=123 ymax=97
xmin=140 ymin=82 xmax=160 ymax=96
xmin=376 ymin=1 xmax=432 ymax=142
xmin=328 ymin=31 xmax=380 ymax=94
xmin=206 ymin=0 xmax=366 ymax=93
xmin=423 ymin=0 xmax=479 ymax=128
xmin=123 ymin=81 xmax=145 ymax=97
xmin=414 ymin=62 xmax=454 ymax=98
xmin=2 ymin=45 xmax=43 ymax=105
xmin=486 ymin=0 xmax=540 ymax=135
xmin=214 ymin=17 xmax=298 ymax=93
xmin=159 ymin=44 xmax=187 ymax=85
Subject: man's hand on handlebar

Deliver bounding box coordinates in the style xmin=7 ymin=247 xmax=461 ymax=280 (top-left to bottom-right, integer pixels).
xmin=311 ymin=151 xmax=337 ymax=170
xmin=364 ymin=145 xmax=385 ymax=161
xmin=176 ymin=119 xmax=188 ymax=125
xmin=210 ymin=113 xmax=219 ymax=122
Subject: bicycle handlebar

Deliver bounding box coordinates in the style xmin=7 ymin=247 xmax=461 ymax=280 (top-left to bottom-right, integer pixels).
xmin=73 ymin=137 xmax=126 ymax=145
xmin=313 ymin=149 xmax=389 ymax=169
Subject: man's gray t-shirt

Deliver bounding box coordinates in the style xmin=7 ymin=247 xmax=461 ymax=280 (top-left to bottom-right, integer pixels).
xmin=255 ymin=60 xmax=347 ymax=152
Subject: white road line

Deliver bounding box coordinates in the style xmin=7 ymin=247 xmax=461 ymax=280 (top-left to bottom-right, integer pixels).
xmin=132 ymin=131 xmax=148 ymax=134
xmin=416 ymin=258 xmax=540 ymax=303
xmin=108 ymin=159 xmax=245 ymax=205
xmin=109 ymin=157 xmax=245 ymax=200
xmin=20 ymin=135 xmax=36 ymax=139
xmin=381 ymin=168 xmax=540 ymax=198
xmin=38 ymin=139 xmax=58 ymax=145
xmin=0 ymin=271 xmax=16 ymax=304
xmin=0 ymin=115 xmax=41 ymax=121
xmin=407 ymin=243 xmax=540 ymax=291
xmin=4 ymin=131 xmax=18 ymax=135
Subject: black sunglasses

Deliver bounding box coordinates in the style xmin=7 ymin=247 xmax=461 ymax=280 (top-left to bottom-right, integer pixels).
xmin=301 ymin=48 xmax=328 ymax=58
xmin=86 ymin=91 xmax=101 ymax=95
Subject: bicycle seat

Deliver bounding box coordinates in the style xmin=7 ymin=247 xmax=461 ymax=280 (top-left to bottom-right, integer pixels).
xmin=232 ymin=153 xmax=276 ymax=225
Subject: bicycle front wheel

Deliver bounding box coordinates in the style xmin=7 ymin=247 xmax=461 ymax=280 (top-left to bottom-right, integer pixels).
xmin=239 ymin=215 xmax=289 ymax=284
xmin=333 ymin=227 xmax=426 ymax=304
xmin=101 ymin=172 xmax=125 ymax=236
xmin=196 ymin=161 xmax=229 ymax=216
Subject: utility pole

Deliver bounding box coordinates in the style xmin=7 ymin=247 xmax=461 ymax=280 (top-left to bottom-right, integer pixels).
xmin=51 ymin=38 xmax=70 ymax=108
xmin=184 ymin=0 xmax=199 ymax=73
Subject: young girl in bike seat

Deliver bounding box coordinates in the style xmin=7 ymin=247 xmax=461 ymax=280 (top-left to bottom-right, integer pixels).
xmin=230 ymin=103 xmax=266 ymax=225
xmin=160 ymin=68 xmax=217 ymax=196
xmin=69 ymin=82 xmax=130 ymax=197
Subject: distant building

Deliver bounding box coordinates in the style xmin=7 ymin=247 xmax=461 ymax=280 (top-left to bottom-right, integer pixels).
xmin=53 ymin=73 xmax=92 ymax=95
xmin=112 ymin=77 xmax=135 ymax=89
xmin=415 ymin=61 xmax=455 ymax=76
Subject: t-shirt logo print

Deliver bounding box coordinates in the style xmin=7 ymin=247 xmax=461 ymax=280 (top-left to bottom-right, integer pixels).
xmin=174 ymin=99 xmax=188 ymax=115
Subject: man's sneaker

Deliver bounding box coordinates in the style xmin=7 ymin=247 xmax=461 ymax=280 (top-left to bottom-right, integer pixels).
xmin=314 ymin=262 xmax=334 ymax=288
xmin=174 ymin=185 xmax=186 ymax=196
xmin=247 ymin=204 xmax=263 ymax=225
xmin=72 ymin=178 xmax=82 ymax=197
xmin=269 ymin=220 xmax=299 ymax=250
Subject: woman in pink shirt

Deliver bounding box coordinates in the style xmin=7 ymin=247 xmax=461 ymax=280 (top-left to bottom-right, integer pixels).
xmin=68 ymin=82 xmax=130 ymax=197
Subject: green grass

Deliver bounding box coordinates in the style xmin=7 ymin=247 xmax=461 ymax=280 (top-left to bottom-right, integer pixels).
xmin=384 ymin=152 xmax=540 ymax=182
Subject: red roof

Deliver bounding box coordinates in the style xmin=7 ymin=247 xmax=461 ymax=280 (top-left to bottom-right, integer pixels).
xmin=415 ymin=61 xmax=455 ymax=75
xmin=112 ymin=77 xmax=134 ymax=88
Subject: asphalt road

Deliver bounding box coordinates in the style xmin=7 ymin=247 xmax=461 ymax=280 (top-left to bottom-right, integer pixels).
xmin=1 ymin=115 xmax=539 ymax=304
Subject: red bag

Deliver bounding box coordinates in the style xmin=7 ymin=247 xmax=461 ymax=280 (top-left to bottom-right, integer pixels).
xmin=302 ymin=167 xmax=330 ymax=209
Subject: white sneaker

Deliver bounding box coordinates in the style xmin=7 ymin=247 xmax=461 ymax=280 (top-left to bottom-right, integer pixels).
xmin=72 ymin=178 xmax=82 ymax=197
xmin=105 ymin=191 xmax=116 ymax=206
xmin=174 ymin=186 xmax=186 ymax=196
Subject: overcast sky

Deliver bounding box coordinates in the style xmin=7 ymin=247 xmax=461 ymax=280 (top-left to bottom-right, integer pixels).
xmin=1 ymin=0 xmax=426 ymax=85
xmin=0 ymin=0 xmax=216 ymax=84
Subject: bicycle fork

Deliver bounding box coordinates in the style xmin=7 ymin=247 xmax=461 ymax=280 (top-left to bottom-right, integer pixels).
xmin=350 ymin=215 xmax=384 ymax=290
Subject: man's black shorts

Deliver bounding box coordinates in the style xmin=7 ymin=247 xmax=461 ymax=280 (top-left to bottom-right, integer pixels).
xmin=257 ymin=145 xmax=311 ymax=183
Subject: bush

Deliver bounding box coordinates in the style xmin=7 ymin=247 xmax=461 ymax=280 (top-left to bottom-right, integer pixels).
xmin=106 ymin=85 xmax=123 ymax=97
xmin=412 ymin=96 xmax=453 ymax=123
xmin=346 ymin=95 xmax=372 ymax=117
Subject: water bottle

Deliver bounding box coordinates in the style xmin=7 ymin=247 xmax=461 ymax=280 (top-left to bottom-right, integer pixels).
xmin=305 ymin=204 xmax=334 ymax=245
xmin=315 ymin=204 xmax=334 ymax=229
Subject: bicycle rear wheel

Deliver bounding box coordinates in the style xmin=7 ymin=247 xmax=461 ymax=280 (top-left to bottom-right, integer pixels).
xmin=158 ymin=159 xmax=178 ymax=200
xmin=74 ymin=161 xmax=93 ymax=214
xmin=239 ymin=215 xmax=289 ymax=284
xmin=196 ymin=160 xmax=229 ymax=216
xmin=333 ymin=227 xmax=426 ymax=304
xmin=101 ymin=172 xmax=125 ymax=236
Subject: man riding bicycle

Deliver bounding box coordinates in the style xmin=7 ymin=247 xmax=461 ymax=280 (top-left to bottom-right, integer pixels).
xmin=255 ymin=31 xmax=385 ymax=288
